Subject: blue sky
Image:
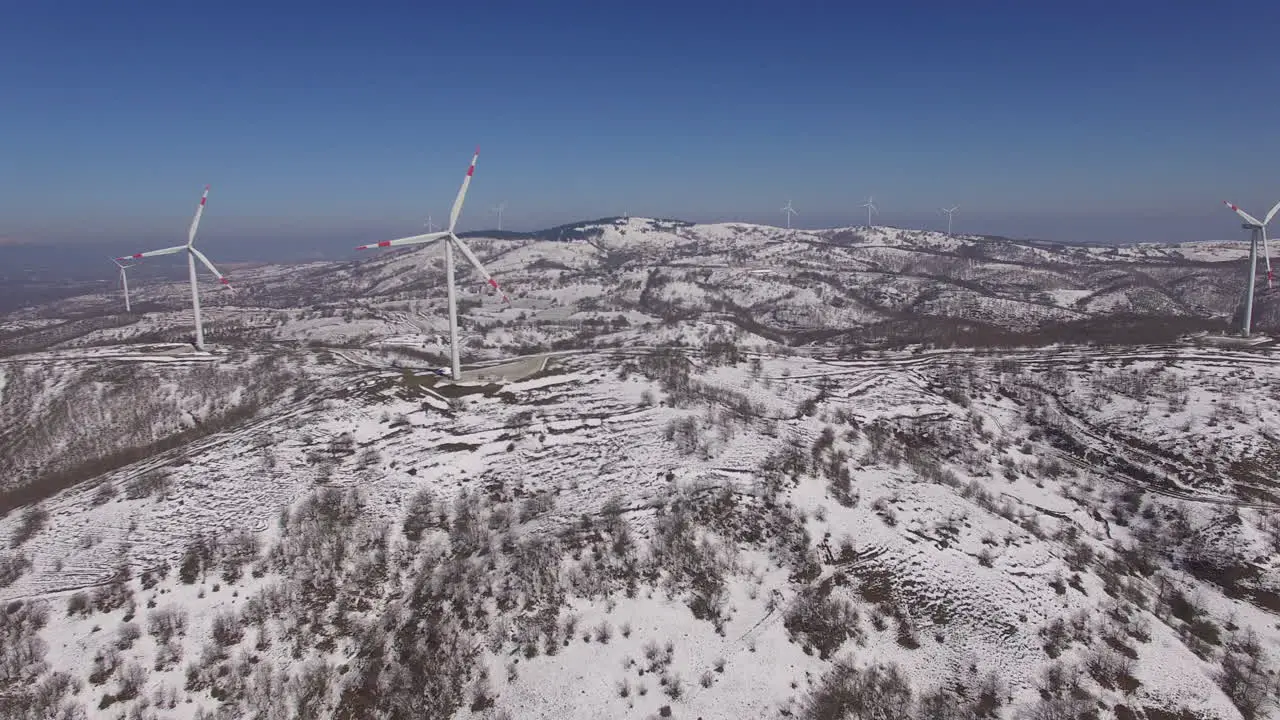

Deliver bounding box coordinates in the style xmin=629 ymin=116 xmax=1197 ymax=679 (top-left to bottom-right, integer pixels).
xmin=3 ymin=0 xmax=1280 ymax=250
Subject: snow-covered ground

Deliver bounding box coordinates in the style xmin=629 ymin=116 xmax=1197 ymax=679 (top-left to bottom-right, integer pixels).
xmin=1 ymin=338 xmax=1278 ymax=719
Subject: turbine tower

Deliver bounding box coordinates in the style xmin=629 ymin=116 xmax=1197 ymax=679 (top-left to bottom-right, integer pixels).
xmin=1222 ymin=200 xmax=1280 ymax=336
xmin=116 ymin=186 xmax=231 ymax=350
xmin=492 ymin=201 xmax=507 ymax=231
xmin=781 ymin=200 xmax=798 ymax=229
xmin=942 ymin=206 xmax=959 ymax=236
xmin=357 ymin=148 xmax=511 ymax=381
xmin=861 ymin=196 xmax=878 ymax=227
xmin=111 ymin=258 xmax=134 ymax=313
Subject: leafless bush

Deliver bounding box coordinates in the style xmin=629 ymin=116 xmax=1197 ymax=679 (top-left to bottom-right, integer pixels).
xmin=0 ymin=550 xmax=31 ymax=587
xmin=802 ymin=660 xmax=913 ymax=720
xmin=784 ymin=586 xmax=858 ymax=659
xmin=92 ymin=563 xmax=131 ymax=613
xmin=115 ymin=661 xmax=146 ymax=702
xmin=1018 ymin=695 xmax=1095 ymax=720
xmin=116 ymin=622 xmax=142 ymax=650
xmin=124 ymin=470 xmax=171 ymax=500
xmin=66 ymin=591 xmax=91 ymax=617
xmin=211 ymin=609 xmax=243 ymax=647
xmin=662 ymin=673 xmax=683 ymax=700
xmin=402 ymin=488 xmax=437 ymax=542
xmin=9 ymin=505 xmax=48 ymax=548
xmin=90 ymin=481 xmax=117 ymax=507
xmin=0 ymin=600 xmax=50 ymax=689
xmin=1219 ymin=629 xmax=1278 ymax=719
xmin=153 ymin=639 xmax=183 ymax=672
xmin=147 ymin=606 xmax=188 ymax=644
xmin=88 ymin=647 xmax=121 ymax=685
xmin=1084 ymin=647 xmax=1135 ymax=691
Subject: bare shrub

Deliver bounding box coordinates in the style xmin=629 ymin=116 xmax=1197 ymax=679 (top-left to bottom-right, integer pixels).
xmin=784 ymin=586 xmax=858 ymax=659
xmin=10 ymin=506 xmax=49 ymax=548
xmin=1218 ymin=629 xmax=1277 ymax=719
xmin=803 ymin=660 xmax=913 ymax=720
xmin=90 ymin=481 xmax=117 ymax=507
xmin=147 ymin=606 xmax=188 ymax=643
xmin=0 ymin=550 xmax=32 ymax=587
xmin=402 ymin=488 xmax=437 ymax=542
xmin=662 ymin=673 xmax=683 ymax=700
xmin=211 ymin=610 xmax=243 ymax=647
xmin=1084 ymin=647 xmax=1135 ymax=691
xmin=116 ymin=622 xmax=142 ymax=650
xmin=115 ymin=661 xmax=146 ymax=702
xmin=66 ymin=591 xmax=91 ymax=617
xmin=124 ymin=470 xmax=171 ymax=500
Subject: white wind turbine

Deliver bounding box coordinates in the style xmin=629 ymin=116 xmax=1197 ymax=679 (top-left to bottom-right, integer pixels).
xmin=425 ymin=215 xmax=439 ymax=232
xmin=861 ymin=196 xmax=878 ymax=227
xmin=1222 ymin=199 xmax=1280 ymax=336
xmin=115 ymin=186 xmax=231 ymax=350
xmin=111 ymin=257 xmax=134 ymax=313
xmin=781 ymin=200 xmax=798 ymax=229
xmin=357 ymin=148 xmax=511 ymax=380
xmin=492 ymin=201 xmax=507 ymax=231
xmin=941 ymin=206 xmax=959 ymax=236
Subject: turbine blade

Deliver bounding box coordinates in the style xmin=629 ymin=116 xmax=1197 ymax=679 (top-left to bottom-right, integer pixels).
xmin=356 ymin=231 xmax=448 ymax=251
xmin=449 ymin=233 xmax=510 ymax=304
xmin=1224 ymin=200 xmax=1263 ymax=227
xmin=448 ymin=148 xmax=480 ymax=232
xmin=1265 ymin=200 xmax=1280 ymax=225
xmin=190 ymin=248 xmax=232 ymax=288
xmin=117 ymin=245 xmax=186 ymax=261
xmin=188 ymin=185 xmax=210 ymax=246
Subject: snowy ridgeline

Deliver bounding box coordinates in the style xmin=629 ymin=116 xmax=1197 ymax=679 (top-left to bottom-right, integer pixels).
xmin=2 ymin=220 xmax=1266 ymax=364
xmin=0 ymin=341 xmax=1279 ymax=720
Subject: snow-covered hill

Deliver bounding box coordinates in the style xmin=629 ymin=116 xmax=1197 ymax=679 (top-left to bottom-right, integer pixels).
xmin=1 ymin=219 xmax=1266 ymax=365
xmin=1 ymin=221 xmax=1279 ymax=720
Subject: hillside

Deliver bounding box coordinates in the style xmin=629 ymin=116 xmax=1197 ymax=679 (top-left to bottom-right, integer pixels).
xmin=0 ymin=221 xmax=1278 ymax=720
xmin=1 ymin=220 xmax=1267 ymax=363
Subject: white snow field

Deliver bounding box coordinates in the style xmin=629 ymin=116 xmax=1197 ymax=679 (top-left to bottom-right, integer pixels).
xmin=1 ymin=219 xmax=1279 ymax=720
xmin=1 ymin=339 xmax=1278 ymax=719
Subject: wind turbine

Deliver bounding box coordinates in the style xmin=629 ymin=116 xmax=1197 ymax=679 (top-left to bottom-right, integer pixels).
xmin=781 ymin=200 xmax=798 ymax=229
xmin=115 ymin=186 xmax=231 ymax=350
xmin=861 ymin=196 xmax=878 ymax=227
xmin=1222 ymin=200 xmax=1280 ymax=336
xmin=1232 ymin=200 xmax=1280 ymax=291
xmin=425 ymin=215 xmax=439 ymax=232
xmin=357 ymin=148 xmax=510 ymax=381
xmin=941 ymin=206 xmax=959 ymax=236
xmin=492 ymin=201 xmax=507 ymax=231
xmin=111 ymin=257 xmax=134 ymax=313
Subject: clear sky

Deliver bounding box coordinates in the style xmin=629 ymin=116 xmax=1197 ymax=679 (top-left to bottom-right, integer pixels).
xmin=4 ymin=0 xmax=1280 ymax=251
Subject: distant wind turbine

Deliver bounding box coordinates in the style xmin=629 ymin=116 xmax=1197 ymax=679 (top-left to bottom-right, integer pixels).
xmin=115 ymin=186 xmax=231 ymax=351
xmin=425 ymin=215 xmax=439 ymax=232
xmin=861 ymin=196 xmax=878 ymax=227
xmin=111 ymin=257 xmax=134 ymax=313
xmin=941 ymin=206 xmax=959 ymax=236
xmin=492 ymin=201 xmax=507 ymax=231
xmin=781 ymin=200 xmax=798 ymax=229
xmin=1222 ymin=199 xmax=1280 ymax=336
